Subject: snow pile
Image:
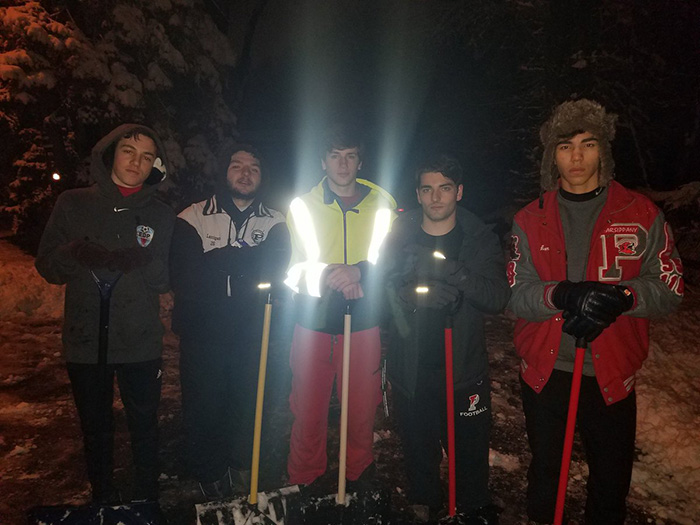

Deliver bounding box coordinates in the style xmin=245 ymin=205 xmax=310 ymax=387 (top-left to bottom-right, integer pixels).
xmin=0 ymin=240 xmax=63 ymax=319
xmin=630 ymin=294 xmax=700 ymax=524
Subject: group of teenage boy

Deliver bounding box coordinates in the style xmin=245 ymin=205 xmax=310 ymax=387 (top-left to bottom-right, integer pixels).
xmin=35 ymin=98 xmax=683 ymax=525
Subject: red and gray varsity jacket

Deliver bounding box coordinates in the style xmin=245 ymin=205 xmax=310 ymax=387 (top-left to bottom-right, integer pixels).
xmin=507 ymin=181 xmax=683 ymax=405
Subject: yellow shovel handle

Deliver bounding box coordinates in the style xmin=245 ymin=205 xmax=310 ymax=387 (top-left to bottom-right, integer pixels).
xmin=249 ymin=300 xmax=272 ymax=505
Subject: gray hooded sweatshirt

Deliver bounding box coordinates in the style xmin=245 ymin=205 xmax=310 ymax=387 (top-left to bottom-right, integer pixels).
xmin=35 ymin=124 xmax=175 ymax=364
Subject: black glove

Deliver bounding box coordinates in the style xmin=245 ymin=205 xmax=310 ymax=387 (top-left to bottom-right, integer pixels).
xmin=69 ymin=240 xmax=115 ymax=270
xmin=399 ymin=280 xmax=460 ymax=310
xmin=557 ymin=282 xmax=634 ymax=342
xmin=112 ymin=246 xmax=153 ymax=274
xmin=405 ymin=244 xmax=465 ymax=285
xmin=203 ymin=244 xmax=254 ymax=272
xmin=554 ymin=281 xmax=633 ymax=323
xmin=551 ymin=280 xmax=590 ymax=312
xmin=561 ymin=310 xmax=606 ymax=343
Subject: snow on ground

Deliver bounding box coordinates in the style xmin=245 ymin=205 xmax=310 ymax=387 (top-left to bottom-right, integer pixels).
xmin=630 ymin=294 xmax=700 ymax=524
xmin=0 ymin=237 xmax=63 ymax=320
xmin=1 ymin=237 xmax=699 ymax=524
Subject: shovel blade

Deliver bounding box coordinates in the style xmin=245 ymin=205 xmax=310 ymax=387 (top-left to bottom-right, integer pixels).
xmin=28 ymin=501 xmax=165 ymax=525
xmin=195 ymin=486 xmax=300 ymax=525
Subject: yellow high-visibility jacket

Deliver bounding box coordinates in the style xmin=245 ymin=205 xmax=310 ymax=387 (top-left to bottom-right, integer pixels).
xmin=285 ymin=177 xmax=397 ymax=333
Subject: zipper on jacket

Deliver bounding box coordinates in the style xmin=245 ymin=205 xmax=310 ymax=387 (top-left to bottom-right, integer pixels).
xmin=341 ymin=207 xmax=360 ymax=265
xmin=342 ymin=209 xmax=348 ymax=264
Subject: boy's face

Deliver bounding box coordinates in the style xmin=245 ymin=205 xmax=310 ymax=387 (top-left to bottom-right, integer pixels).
xmin=226 ymin=150 xmax=262 ymax=200
xmin=322 ymin=147 xmax=362 ymax=193
xmin=111 ymin=135 xmax=157 ymax=188
xmin=416 ymin=171 xmax=463 ymax=223
xmin=555 ymin=131 xmax=601 ymax=194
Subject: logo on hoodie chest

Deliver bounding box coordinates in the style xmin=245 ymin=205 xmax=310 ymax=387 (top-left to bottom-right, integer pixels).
xmin=137 ymin=225 xmax=155 ymax=247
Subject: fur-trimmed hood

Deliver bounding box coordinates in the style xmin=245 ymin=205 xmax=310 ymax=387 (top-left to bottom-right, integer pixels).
xmin=540 ymin=99 xmax=618 ymax=192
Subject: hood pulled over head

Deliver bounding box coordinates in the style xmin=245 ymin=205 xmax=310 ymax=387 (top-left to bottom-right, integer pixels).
xmin=91 ymin=123 xmax=169 ymax=193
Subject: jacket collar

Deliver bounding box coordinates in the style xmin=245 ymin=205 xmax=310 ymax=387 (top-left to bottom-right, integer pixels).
xmin=321 ymin=177 xmax=372 ymax=207
xmin=530 ymin=180 xmax=634 ymax=219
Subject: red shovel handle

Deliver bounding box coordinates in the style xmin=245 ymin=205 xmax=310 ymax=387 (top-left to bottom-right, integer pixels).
xmin=554 ymin=339 xmax=586 ymax=525
xmin=444 ymin=324 xmax=457 ymax=517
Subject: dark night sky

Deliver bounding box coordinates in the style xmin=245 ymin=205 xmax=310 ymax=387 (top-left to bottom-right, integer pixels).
xmin=209 ymin=1 xmax=700 ymax=218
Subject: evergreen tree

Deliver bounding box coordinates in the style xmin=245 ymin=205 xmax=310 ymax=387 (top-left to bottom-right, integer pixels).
xmin=0 ymin=0 xmax=237 ymax=252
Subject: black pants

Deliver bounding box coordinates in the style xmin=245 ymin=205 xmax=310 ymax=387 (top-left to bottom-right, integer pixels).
xmin=179 ymin=338 xmax=259 ymax=483
xmin=67 ymin=359 xmax=162 ymax=500
xmin=393 ymin=369 xmax=492 ymax=513
xmin=520 ymin=370 xmax=636 ymax=525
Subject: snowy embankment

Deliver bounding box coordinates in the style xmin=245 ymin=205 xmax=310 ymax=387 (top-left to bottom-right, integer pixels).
xmin=631 ymin=295 xmax=700 ymax=524
xmin=0 ymin=239 xmax=63 ymax=320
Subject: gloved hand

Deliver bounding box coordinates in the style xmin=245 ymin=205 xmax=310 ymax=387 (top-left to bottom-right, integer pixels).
xmin=112 ymin=246 xmax=153 ymax=274
xmin=555 ymin=281 xmax=633 ymax=324
xmin=69 ymin=240 xmax=115 ymax=270
xmin=561 ymin=310 xmax=606 ymax=343
xmin=555 ymin=281 xmax=634 ymax=341
xmin=203 ymin=244 xmax=254 ymax=272
xmin=551 ymin=280 xmax=590 ymax=312
xmin=398 ymin=280 xmax=460 ymax=310
xmin=405 ymin=244 xmax=465 ymax=284
xmin=589 ymin=283 xmax=635 ymax=317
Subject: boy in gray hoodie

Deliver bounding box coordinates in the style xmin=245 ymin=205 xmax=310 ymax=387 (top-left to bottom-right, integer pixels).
xmin=36 ymin=124 xmax=175 ymax=503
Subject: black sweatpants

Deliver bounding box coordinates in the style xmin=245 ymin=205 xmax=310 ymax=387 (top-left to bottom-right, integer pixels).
xmin=520 ymin=370 xmax=636 ymax=525
xmin=67 ymin=359 xmax=162 ymax=501
xmin=179 ymin=338 xmax=259 ymax=483
xmin=393 ymin=368 xmax=492 ymax=513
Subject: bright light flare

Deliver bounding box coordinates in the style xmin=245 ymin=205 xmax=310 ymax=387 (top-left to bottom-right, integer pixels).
xmin=257 ymin=282 xmax=271 ymax=290
xmin=415 ymin=285 xmax=429 ymax=294
xmin=52 ymin=172 xmax=61 ymax=181
xmin=433 ymin=251 xmax=446 ymax=260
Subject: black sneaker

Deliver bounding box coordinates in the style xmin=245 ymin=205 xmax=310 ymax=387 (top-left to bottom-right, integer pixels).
xmin=345 ymin=462 xmax=377 ymax=493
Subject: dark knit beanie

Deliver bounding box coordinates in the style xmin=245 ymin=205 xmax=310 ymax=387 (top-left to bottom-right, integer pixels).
xmin=539 ymin=99 xmax=618 ymax=192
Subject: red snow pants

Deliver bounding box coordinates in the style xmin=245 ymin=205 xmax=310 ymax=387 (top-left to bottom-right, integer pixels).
xmin=287 ymin=324 xmax=381 ymax=485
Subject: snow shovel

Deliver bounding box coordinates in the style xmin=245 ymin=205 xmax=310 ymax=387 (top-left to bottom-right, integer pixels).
xmin=444 ymin=317 xmax=457 ymax=517
xmin=28 ymin=271 xmax=165 ymax=525
xmin=336 ymin=305 xmax=352 ymax=504
xmin=553 ymin=338 xmax=587 ymax=525
xmin=285 ymin=303 xmax=390 ymax=525
xmin=195 ymin=287 xmax=301 ymax=525
xmin=196 ymin=300 xmax=389 ymax=525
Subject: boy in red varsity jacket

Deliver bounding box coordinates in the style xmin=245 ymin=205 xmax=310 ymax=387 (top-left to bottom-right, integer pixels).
xmin=507 ymin=100 xmax=683 ymax=524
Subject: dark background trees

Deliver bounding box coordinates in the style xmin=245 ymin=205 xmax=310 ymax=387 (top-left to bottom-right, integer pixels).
xmin=2 ymin=0 xmax=699 ymax=252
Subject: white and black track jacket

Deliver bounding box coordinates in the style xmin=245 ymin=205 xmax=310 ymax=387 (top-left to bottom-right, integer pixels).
xmin=170 ymin=193 xmax=290 ymax=343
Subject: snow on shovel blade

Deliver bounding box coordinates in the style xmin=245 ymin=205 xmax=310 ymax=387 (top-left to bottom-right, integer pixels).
xmin=27 ymin=501 xmax=165 ymax=524
xmin=195 ymin=485 xmax=300 ymax=525
xmin=286 ymin=487 xmax=390 ymax=525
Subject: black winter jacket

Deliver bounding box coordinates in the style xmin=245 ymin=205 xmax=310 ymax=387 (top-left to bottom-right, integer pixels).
xmin=35 ymin=124 xmax=175 ymax=364
xmin=381 ymin=207 xmax=510 ymax=398
xmin=170 ymin=194 xmax=290 ymax=344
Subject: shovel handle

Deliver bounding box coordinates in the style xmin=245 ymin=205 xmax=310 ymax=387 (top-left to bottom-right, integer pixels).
xmin=444 ymin=324 xmax=457 ymax=516
xmin=249 ymin=296 xmax=273 ymax=505
xmin=337 ymin=306 xmax=352 ymax=504
xmin=553 ymin=340 xmax=586 ymax=525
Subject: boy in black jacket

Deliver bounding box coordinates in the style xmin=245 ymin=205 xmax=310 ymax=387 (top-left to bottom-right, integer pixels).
xmin=36 ymin=124 xmax=175 ymax=503
xmin=381 ymin=155 xmax=509 ymax=523
xmin=170 ymin=144 xmax=290 ymax=498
